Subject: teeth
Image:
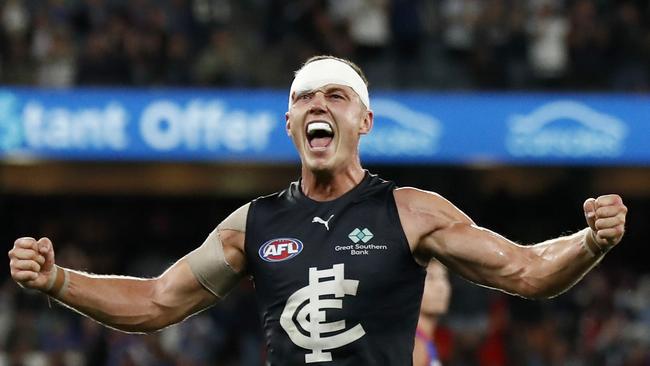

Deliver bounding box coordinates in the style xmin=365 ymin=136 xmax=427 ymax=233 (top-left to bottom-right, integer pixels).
xmin=307 ymin=122 xmax=332 ymax=135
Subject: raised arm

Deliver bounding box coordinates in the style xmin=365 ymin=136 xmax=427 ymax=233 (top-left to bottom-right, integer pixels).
xmin=395 ymin=188 xmax=626 ymax=299
xmin=8 ymin=204 xmax=249 ymax=333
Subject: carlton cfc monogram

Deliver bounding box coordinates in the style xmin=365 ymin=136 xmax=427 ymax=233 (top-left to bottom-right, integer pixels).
xmin=280 ymin=263 xmax=366 ymax=363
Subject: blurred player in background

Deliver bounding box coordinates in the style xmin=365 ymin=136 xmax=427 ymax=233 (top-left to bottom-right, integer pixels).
xmin=8 ymin=55 xmax=627 ymax=365
xmin=414 ymin=260 xmax=451 ymax=366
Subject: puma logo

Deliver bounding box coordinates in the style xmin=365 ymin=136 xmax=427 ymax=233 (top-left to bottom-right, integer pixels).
xmin=312 ymin=214 xmax=334 ymax=231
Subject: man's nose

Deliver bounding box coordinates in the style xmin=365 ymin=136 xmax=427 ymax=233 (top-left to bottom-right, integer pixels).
xmin=308 ymin=91 xmax=327 ymax=113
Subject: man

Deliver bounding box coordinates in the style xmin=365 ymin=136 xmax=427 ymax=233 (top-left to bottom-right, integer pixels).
xmin=8 ymin=56 xmax=627 ymax=365
xmin=414 ymin=260 xmax=451 ymax=366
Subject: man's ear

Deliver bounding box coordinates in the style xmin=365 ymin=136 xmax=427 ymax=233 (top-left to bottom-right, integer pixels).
xmin=285 ymin=112 xmax=292 ymax=136
xmin=359 ymin=109 xmax=374 ymax=135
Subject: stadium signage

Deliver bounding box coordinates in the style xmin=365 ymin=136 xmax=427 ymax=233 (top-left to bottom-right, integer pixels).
xmin=506 ymin=100 xmax=627 ymax=158
xmin=0 ymin=89 xmax=648 ymax=165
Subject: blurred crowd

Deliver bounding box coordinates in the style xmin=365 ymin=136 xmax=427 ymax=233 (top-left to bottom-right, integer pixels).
xmin=1 ymin=0 xmax=650 ymax=91
xmin=1 ymin=168 xmax=649 ymax=365
xmin=441 ymin=269 xmax=650 ymax=366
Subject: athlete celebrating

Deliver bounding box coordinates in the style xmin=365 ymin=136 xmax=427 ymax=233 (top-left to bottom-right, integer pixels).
xmin=8 ymin=56 xmax=627 ymax=365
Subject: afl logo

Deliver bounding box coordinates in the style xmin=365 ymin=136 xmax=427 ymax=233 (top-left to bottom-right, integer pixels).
xmin=259 ymin=238 xmax=304 ymax=262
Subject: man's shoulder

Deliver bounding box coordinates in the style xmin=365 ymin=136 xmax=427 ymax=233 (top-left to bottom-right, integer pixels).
xmin=394 ymin=187 xmax=448 ymax=205
xmin=253 ymin=182 xmax=296 ymax=202
xmin=393 ymin=187 xmax=473 ymax=229
xmin=247 ymin=180 xmax=301 ymax=212
xmin=393 ymin=187 xmax=461 ymax=225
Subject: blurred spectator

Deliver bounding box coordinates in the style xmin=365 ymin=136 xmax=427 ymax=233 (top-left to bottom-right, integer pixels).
xmin=567 ymin=0 xmax=611 ymax=89
xmin=164 ymin=32 xmax=192 ymax=85
xmin=440 ymin=0 xmax=483 ymax=88
xmin=609 ymin=1 xmax=650 ymax=91
xmin=33 ymin=24 xmax=76 ymax=88
xmin=332 ymin=0 xmax=391 ymax=84
xmin=527 ymin=1 xmax=569 ymax=89
xmin=1 ymin=0 xmax=32 ymax=84
xmin=193 ymin=28 xmax=247 ymax=86
xmin=1 ymin=0 xmax=29 ymax=38
xmin=504 ymin=3 xmax=529 ymax=88
xmin=472 ymin=0 xmax=511 ymax=89
xmin=76 ymin=30 xmax=130 ymax=85
xmin=389 ymin=0 xmax=425 ymax=88
xmin=128 ymin=8 xmax=168 ymax=85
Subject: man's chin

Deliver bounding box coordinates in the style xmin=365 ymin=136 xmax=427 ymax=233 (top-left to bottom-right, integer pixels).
xmin=304 ymin=158 xmax=337 ymax=175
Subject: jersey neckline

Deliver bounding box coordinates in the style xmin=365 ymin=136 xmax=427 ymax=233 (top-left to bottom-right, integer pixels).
xmin=289 ymin=170 xmax=373 ymax=206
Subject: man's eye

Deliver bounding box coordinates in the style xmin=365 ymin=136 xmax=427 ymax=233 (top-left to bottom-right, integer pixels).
xmin=329 ymin=93 xmax=344 ymax=99
xmin=298 ymin=93 xmax=312 ymax=101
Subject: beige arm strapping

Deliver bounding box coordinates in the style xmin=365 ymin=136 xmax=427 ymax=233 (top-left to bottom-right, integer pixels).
xmin=186 ymin=203 xmax=249 ymax=298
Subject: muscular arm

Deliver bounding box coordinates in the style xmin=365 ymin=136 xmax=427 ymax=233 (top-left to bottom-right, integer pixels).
xmin=57 ymin=256 xmax=218 ymax=333
xmin=9 ymin=206 xmax=249 ymax=333
xmin=395 ymin=188 xmax=626 ymax=299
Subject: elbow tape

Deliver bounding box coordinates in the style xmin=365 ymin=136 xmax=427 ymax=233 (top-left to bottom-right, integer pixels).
xmin=186 ymin=203 xmax=249 ymax=298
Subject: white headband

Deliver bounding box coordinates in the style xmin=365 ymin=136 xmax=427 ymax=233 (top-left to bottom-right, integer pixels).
xmin=289 ymin=58 xmax=369 ymax=109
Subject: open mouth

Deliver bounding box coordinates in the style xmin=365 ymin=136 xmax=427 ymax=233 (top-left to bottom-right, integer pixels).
xmin=306 ymin=121 xmax=334 ymax=149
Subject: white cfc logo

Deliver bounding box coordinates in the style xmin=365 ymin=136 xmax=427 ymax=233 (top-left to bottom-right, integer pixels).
xmin=280 ymin=263 xmax=366 ymax=363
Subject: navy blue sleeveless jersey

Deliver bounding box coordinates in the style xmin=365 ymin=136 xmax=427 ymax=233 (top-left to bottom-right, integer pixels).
xmin=245 ymin=172 xmax=426 ymax=365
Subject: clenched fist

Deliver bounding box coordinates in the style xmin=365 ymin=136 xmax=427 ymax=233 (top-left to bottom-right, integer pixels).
xmin=8 ymin=237 xmax=56 ymax=292
xmin=583 ymin=194 xmax=627 ymax=254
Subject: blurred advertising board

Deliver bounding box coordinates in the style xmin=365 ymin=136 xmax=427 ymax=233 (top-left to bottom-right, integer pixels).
xmin=1 ymin=88 xmax=648 ymax=165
